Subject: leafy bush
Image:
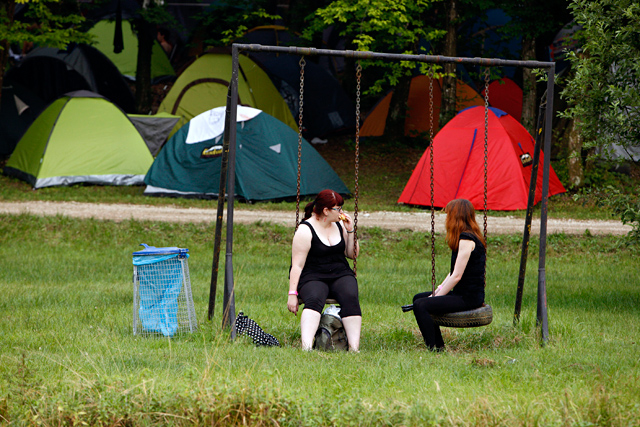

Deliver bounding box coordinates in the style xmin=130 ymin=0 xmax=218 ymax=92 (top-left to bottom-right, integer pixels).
xmin=573 ymin=185 xmax=640 ymax=245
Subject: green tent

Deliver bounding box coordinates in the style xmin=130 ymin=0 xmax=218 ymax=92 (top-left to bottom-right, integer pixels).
xmin=4 ymin=91 xmax=153 ymax=188
xmin=144 ymin=106 xmax=348 ymax=202
xmin=88 ymin=19 xmax=175 ymax=81
xmin=157 ymin=50 xmax=297 ymax=136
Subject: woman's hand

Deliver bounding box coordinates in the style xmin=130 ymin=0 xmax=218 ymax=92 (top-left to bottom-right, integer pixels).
xmin=340 ymin=212 xmax=354 ymax=231
xmin=287 ymin=294 xmax=299 ymax=315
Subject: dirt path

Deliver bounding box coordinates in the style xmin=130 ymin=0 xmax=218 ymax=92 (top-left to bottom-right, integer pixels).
xmin=0 ymin=200 xmax=631 ymax=235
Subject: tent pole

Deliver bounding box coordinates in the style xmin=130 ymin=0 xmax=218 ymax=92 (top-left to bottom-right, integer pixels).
xmin=514 ymin=95 xmax=546 ymax=325
xmin=537 ymin=66 xmax=555 ymax=345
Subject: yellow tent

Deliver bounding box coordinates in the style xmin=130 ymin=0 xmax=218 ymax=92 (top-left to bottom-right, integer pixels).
xmin=158 ymin=50 xmax=297 ymax=135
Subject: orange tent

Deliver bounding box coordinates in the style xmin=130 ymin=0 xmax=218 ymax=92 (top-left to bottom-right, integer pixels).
xmin=360 ymin=75 xmax=484 ymax=137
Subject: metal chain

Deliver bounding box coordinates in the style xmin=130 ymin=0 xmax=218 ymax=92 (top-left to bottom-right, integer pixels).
xmin=353 ymin=62 xmax=362 ymax=276
xmin=429 ymin=70 xmax=436 ymax=293
xmin=295 ymin=57 xmax=305 ymax=232
xmin=483 ymin=67 xmax=490 ymax=287
xmin=483 ymin=68 xmax=489 ymax=244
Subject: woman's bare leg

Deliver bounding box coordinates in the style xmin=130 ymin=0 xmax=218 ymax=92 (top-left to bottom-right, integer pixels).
xmin=342 ymin=315 xmax=362 ymax=352
xmin=300 ymin=309 xmax=321 ymax=350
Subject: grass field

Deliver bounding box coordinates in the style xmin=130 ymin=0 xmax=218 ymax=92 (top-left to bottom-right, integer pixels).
xmin=1 ymin=214 xmax=639 ymax=426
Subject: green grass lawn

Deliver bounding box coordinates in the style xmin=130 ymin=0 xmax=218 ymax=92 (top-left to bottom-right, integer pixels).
xmin=1 ymin=214 xmax=638 ymax=426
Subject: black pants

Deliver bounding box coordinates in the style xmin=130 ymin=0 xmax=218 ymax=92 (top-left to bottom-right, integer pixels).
xmin=299 ymin=275 xmax=361 ymax=317
xmin=412 ymin=291 xmax=474 ymax=350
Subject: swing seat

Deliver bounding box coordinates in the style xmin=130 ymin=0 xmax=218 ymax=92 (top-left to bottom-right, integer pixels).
xmin=401 ymin=303 xmax=493 ymax=328
xmin=298 ymin=298 xmax=338 ymax=306
xmin=431 ymin=303 xmax=493 ymax=328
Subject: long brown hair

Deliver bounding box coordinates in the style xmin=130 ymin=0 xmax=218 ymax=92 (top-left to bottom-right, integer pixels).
xmin=304 ymin=189 xmax=344 ymax=220
xmin=444 ymin=199 xmax=486 ymax=251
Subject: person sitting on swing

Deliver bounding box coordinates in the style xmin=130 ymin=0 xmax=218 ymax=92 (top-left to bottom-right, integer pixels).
xmin=288 ymin=189 xmax=361 ymax=352
xmin=412 ymin=198 xmax=486 ymax=351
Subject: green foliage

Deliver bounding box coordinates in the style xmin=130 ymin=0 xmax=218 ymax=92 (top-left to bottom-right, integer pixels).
xmin=136 ymin=2 xmax=180 ymax=31
xmin=497 ymin=0 xmax=572 ymax=41
xmin=0 ymin=0 xmax=90 ymax=50
xmin=303 ymin=0 xmax=445 ymax=95
xmin=573 ymin=185 xmax=640 ymax=245
xmin=560 ymin=0 xmax=640 ymax=160
xmin=193 ymin=0 xmax=281 ymax=48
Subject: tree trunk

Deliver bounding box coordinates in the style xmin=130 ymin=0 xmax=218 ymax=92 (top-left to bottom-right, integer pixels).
xmin=567 ymin=118 xmax=584 ymax=188
xmin=521 ymin=36 xmax=537 ymax=135
xmin=440 ymin=0 xmax=457 ymax=128
xmin=384 ymin=74 xmax=412 ymax=141
xmin=0 ymin=0 xmax=17 ymax=106
xmin=133 ymin=18 xmax=154 ymax=114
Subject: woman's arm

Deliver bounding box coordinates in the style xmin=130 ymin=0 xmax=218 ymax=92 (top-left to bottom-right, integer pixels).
xmin=288 ymin=226 xmax=312 ymax=315
xmin=340 ymin=212 xmax=359 ymax=259
xmin=432 ymin=239 xmax=475 ymax=296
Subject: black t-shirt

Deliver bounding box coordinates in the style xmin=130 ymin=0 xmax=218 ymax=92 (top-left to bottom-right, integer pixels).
xmin=448 ymin=231 xmax=485 ymax=306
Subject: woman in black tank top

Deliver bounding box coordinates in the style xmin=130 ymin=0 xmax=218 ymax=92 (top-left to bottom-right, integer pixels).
xmin=411 ymin=199 xmax=486 ymax=351
xmin=288 ymin=190 xmax=361 ymax=351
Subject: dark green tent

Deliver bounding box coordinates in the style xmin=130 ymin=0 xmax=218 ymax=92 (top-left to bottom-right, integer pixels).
xmin=144 ymin=106 xmax=349 ymax=202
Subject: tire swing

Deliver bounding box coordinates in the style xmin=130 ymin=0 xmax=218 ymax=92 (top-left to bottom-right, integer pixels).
xmin=402 ymin=68 xmax=493 ymax=328
xmin=295 ymin=58 xmax=363 ymax=307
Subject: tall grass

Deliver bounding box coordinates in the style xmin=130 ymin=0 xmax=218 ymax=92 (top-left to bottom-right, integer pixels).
xmin=1 ymin=214 xmax=639 ymax=426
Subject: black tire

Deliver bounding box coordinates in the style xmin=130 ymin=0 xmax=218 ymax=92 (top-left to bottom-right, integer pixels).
xmin=431 ymin=304 xmax=493 ymax=328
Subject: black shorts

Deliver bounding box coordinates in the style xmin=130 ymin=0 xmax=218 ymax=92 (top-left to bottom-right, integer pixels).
xmin=298 ymin=275 xmax=361 ymax=317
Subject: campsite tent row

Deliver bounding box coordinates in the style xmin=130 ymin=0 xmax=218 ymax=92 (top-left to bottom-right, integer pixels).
xmin=3 ymin=91 xmax=564 ymax=211
xmin=2 ymin=46 xmax=345 ymax=159
xmin=360 ymin=75 xmax=524 ymax=137
xmin=3 ymin=92 xmax=349 ymax=202
xmin=0 ymin=44 xmax=137 ymax=157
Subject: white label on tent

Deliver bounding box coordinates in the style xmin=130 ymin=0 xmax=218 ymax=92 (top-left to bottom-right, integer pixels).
xmin=269 ymin=144 xmax=281 ymax=154
xmin=186 ymin=106 xmax=262 ymax=144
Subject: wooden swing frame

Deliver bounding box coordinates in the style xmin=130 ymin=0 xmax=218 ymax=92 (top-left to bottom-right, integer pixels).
xmin=208 ymin=44 xmax=557 ymax=344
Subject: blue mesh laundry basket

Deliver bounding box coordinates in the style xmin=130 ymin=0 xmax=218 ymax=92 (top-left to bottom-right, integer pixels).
xmin=132 ymin=244 xmax=197 ymax=337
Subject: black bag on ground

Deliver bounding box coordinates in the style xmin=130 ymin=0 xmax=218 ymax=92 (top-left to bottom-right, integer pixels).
xmin=235 ymin=312 xmax=280 ymax=347
xmin=313 ymin=312 xmax=348 ymax=351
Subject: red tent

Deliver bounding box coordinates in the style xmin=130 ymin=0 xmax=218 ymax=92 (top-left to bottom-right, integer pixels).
xmin=398 ymin=106 xmax=565 ymax=211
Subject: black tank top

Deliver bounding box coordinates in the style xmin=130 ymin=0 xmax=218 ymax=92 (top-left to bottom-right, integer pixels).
xmin=298 ymin=220 xmax=355 ymax=286
xmin=448 ymin=231 xmax=485 ymax=306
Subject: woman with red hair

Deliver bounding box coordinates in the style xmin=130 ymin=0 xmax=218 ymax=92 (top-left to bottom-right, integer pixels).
xmin=412 ymin=198 xmax=486 ymax=351
xmin=288 ymin=189 xmax=361 ymax=351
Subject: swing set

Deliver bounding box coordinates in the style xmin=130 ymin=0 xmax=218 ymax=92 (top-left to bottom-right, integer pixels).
xmin=208 ymin=43 xmax=557 ymax=343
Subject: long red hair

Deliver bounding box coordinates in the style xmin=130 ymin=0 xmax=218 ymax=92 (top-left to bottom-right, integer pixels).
xmin=444 ymin=199 xmax=486 ymax=251
xmin=304 ymin=189 xmax=344 ymax=220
